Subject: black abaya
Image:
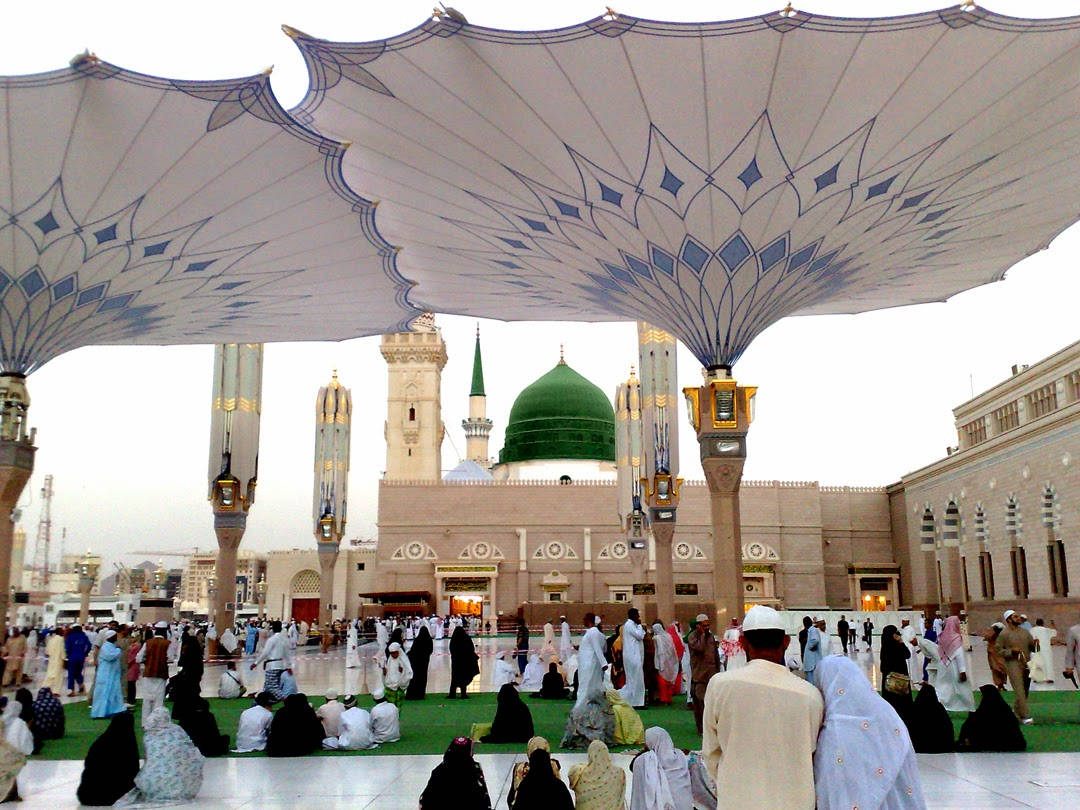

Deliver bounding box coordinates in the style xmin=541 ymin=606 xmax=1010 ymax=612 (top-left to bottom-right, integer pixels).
xmin=910 ymin=684 xmax=954 ymax=752
xmin=510 ymin=749 xmax=574 ymax=810
xmin=406 ymin=626 xmax=434 ymax=700
xmin=449 ymin=627 xmax=480 ymax=697
xmin=480 ymin=684 xmax=534 ymax=743
xmin=174 ymin=695 xmax=230 ymax=756
xmin=958 ymin=684 xmax=1027 ymax=752
xmin=76 ymin=710 xmax=140 ymax=806
xmin=266 ymin=693 xmax=325 ymax=757
xmin=419 ymin=737 xmax=492 ymax=810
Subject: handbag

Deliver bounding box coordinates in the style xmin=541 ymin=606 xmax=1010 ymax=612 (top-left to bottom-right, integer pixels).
xmin=884 ymin=670 xmax=912 ymax=696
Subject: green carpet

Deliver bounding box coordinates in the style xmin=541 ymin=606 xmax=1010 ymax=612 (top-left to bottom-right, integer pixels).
xmin=36 ymin=692 xmax=700 ymax=760
xmin=35 ymin=689 xmax=1080 ymax=760
xmin=946 ymin=690 xmax=1080 ymax=752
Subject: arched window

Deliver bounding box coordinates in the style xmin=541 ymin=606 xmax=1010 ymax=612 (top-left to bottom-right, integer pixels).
xmin=1043 ymin=484 xmax=1068 ymax=596
xmin=975 ymin=503 xmax=994 ymax=599
xmin=408 ymin=405 xmax=416 ymax=422
xmin=1006 ymin=495 xmax=1028 ymax=599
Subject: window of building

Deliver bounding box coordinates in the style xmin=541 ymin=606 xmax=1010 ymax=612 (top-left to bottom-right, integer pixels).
xmin=943 ymin=501 xmax=960 ymax=547
xmin=993 ymin=400 xmax=1019 ymax=433
xmin=960 ymin=418 xmax=987 ymax=447
xmin=610 ymin=588 xmax=630 ymax=602
xmin=1027 ymin=382 xmax=1058 ymax=419
xmin=356 ymin=563 xmax=365 ymax=571
xmin=1043 ymin=484 xmax=1068 ymax=597
xmin=408 ymin=406 xmax=416 ymax=421
xmin=1006 ymin=496 xmax=1028 ymax=599
xmin=961 ymin=556 xmax=970 ymax=603
xmin=546 ymin=592 xmax=562 ymax=602
xmin=1069 ymin=370 xmax=1080 ymax=403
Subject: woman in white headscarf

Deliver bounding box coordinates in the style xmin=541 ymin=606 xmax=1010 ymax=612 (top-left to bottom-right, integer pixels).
xmin=813 ymin=656 xmax=927 ymax=810
xmin=651 ymin=623 xmax=679 ymax=705
xmin=630 ymin=726 xmax=691 ymax=810
xmin=520 ymin=653 xmax=546 ymax=691
xmin=0 ymin=700 xmax=32 ymax=757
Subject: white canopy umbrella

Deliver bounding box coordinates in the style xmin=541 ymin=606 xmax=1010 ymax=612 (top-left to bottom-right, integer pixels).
xmin=289 ymin=6 xmax=1080 ymax=368
xmin=0 ymin=55 xmax=418 ymax=375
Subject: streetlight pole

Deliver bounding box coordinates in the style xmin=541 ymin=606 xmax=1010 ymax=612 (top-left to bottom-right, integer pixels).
xmin=256 ymin=574 xmax=267 ymax=621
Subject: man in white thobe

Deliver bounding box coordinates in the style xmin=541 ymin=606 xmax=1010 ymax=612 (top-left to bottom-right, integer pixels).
xmin=900 ymin=620 xmax=922 ymax=683
xmin=575 ymin=621 xmax=609 ymax=709
xmin=234 ymin=692 xmax=274 ymax=752
xmin=251 ymin=620 xmax=293 ymax=699
xmin=703 ymin=605 xmax=823 ymax=810
xmin=1029 ymin=619 xmax=1057 ymax=682
xmin=370 ymin=687 xmax=400 ymax=743
xmin=619 ymin=608 xmax=647 ymax=708
xmin=543 ymin=620 xmax=555 ymax=647
xmin=559 ymin=616 xmax=573 ymax=663
xmin=324 ymin=696 xmax=377 ymax=750
xmin=345 ymin=623 xmax=360 ymax=669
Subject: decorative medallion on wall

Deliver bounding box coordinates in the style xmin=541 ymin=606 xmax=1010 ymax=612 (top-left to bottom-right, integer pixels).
xmin=458 ymin=542 xmax=505 ymax=560
xmin=532 ymin=541 xmax=578 ymax=560
xmin=391 ymin=542 xmax=438 ymax=561
xmin=674 ymin=542 xmax=707 ymax=560
xmin=595 ymin=541 xmax=629 ymax=560
xmin=741 ymin=542 xmax=780 ymax=562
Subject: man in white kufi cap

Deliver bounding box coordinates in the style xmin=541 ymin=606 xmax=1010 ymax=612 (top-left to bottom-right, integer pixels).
xmin=702 ymin=606 xmax=823 ymax=809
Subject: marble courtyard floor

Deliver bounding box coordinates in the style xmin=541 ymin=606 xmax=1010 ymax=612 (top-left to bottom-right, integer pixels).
xmin=17 ymin=632 xmax=1080 ymax=808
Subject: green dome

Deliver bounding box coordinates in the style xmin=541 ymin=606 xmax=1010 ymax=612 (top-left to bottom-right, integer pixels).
xmin=499 ymin=361 xmax=616 ymax=464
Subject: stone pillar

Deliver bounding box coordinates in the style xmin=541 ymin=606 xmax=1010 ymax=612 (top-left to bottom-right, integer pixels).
xmin=686 ymin=371 xmax=755 ymax=628
xmin=213 ymin=513 xmax=246 ymax=639
xmin=78 ymin=580 xmax=93 ymax=624
xmin=0 ymin=440 xmax=35 ymax=638
xmin=318 ymin=545 xmax=339 ymax=631
xmin=630 ymin=545 xmax=647 ymax=612
xmin=652 ymin=522 xmax=676 ymax=623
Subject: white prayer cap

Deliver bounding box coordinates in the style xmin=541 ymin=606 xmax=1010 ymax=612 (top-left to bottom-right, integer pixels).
xmin=154 ymin=621 xmax=168 ymax=628
xmin=325 ymin=689 xmax=338 ymax=701
xmin=594 ymin=615 xmax=602 ymax=625
xmin=103 ymin=629 xmax=117 ymax=640
xmin=371 ymin=686 xmax=385 ymax=701
xmin=695 ymin=614 xmax=709 ymax=623
xmin=388 ymin=642 xmax=403 ymax=653
xmin=1003 ymin=609 xmax=1016 ymax=620
xmin=742 ymin=605 xmax=785 ymax=632
xmin=992 ymin=622 xmax=1005 ymax=630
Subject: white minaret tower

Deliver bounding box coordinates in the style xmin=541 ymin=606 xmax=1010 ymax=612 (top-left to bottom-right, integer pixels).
xmin=313 ymin=370 xmax=351 ymax=630
xmin=381 ymin=313 xmax=447 ymax=480
xmin=462 ymin=325 xmax=493 ymax=467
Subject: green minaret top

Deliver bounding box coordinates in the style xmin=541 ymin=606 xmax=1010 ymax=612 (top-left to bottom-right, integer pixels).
xmin=469 ymin=324 xmax=485 ymax=397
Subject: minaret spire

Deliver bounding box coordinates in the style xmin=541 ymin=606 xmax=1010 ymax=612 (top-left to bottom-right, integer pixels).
xmin=463 ymin=324 xmax=493 ymax=467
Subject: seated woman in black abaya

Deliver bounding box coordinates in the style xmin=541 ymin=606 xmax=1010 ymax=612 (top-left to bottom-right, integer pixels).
xmin=532 ymin=663 xmax=569 ymax=699
xmin=480 ymin=683 xmax=534 ymax=743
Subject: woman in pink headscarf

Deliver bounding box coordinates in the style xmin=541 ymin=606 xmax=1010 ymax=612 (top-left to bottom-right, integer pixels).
xmin=921 ymin=616 xmax=975 ymax=712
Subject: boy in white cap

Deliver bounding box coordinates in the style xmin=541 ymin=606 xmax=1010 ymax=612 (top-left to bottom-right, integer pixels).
xmin=370 ymin=686 xmax=401 ymax=743
xmin=317 ymin=689 xmax=345 ymax=737
xmin=702 ymin=605 xmax=823 ymax=810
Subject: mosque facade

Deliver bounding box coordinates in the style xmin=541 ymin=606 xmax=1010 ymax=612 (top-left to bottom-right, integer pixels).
xmin=372 ymin=318 xmax=901 ymax=627
xmin=251 ymin=326 xmax=1078 ymax=629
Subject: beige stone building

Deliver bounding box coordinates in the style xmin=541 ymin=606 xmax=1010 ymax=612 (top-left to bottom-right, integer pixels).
xmin=263 ymin=545 xmax=378 ymax=623
xmin=177 ymin=550 xmax=267 ymax=615
xmin=890 ymin=339 xmax=1080 ymax=627
xmin=372 ymin=317 xmax=902 ymax=626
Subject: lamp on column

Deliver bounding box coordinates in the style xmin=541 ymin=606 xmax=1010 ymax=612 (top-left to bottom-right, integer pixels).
xmin=207 ymin=568 xmax=218 ymax=622
xmin=256 ymin=573 xmax=267 ymax=620
xmin=77 ymin=551 xmax=99 ymax=625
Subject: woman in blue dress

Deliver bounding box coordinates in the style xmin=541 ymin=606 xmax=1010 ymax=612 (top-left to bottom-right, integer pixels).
xmin=90 ymin=630 xmax=126 ymax=718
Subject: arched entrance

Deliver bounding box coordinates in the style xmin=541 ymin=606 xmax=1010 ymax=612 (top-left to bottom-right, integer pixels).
xmin=290 ymin=569 xmax=320 ymax=625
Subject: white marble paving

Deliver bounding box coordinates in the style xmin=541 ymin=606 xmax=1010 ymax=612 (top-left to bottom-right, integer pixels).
xmin=14 ymin=750 xmax=1080 ymax=809
xmin=12 ymin=631 xmax=1080 ymax=808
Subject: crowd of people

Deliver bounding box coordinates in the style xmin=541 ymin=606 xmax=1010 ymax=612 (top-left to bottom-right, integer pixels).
xmin=0 ymin=604 xmax=1073 ymax=807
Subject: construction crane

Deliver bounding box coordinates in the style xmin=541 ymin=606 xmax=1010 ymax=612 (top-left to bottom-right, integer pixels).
xmin=30 ymin=475 xmax=53 ymax=591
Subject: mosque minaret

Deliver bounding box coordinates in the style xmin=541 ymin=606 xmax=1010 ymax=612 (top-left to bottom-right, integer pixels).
xmin=461 ymin=326 xmax=492 ymax=468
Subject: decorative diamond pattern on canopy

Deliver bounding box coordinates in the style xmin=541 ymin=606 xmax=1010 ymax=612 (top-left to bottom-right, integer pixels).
xmin=0 ymin=57 xmax=419 ymax=374
xmin=289 ymin=7 xmax=1080 ymax=366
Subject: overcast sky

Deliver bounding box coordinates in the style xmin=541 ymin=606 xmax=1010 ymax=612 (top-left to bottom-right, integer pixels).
xmin=3 ymin=1 xmax=1078 ymax=578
